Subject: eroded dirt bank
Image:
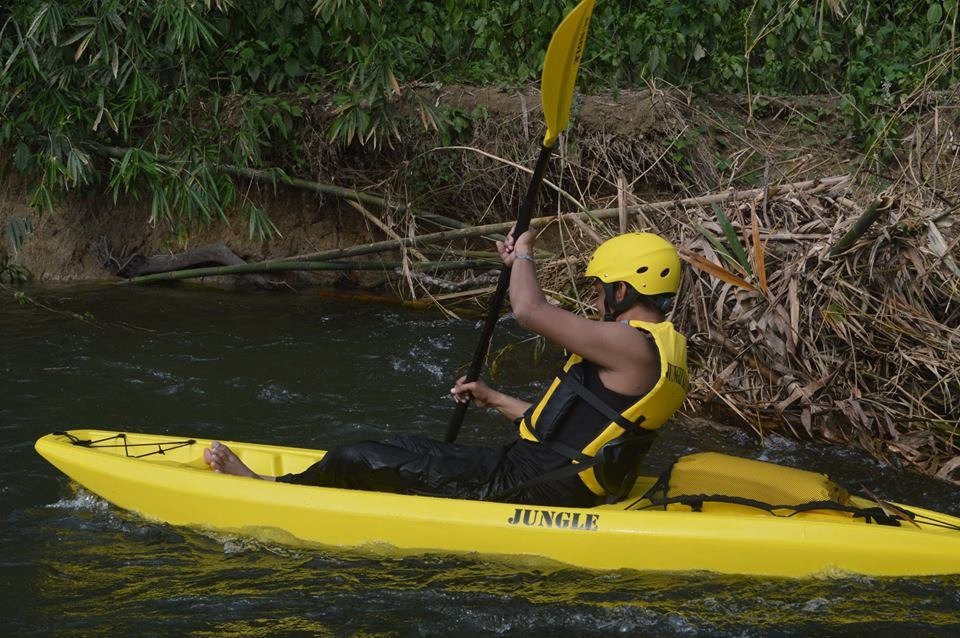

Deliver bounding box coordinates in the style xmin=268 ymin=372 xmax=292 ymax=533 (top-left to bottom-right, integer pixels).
xmin=1 ymin=86 xmax=860 ymax=285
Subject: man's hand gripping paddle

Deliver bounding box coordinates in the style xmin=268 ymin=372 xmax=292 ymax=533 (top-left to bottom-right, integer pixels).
xmin=445 ymin=0 xmax=596 ymax=443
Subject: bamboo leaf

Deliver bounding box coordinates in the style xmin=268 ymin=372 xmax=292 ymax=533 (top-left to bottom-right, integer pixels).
xmin=246 ymin=204 xmax=281 ymax=241
xmin=4 ymin=216 xmax=34 ymax=255
xmin=74 ymin=29 xmax=95 ymax=61
xmin=2 ymin=41 xmax=25 ymax=76
xmin=105 ymin=109 xmax=118 ymax=134
xmin=679 ymin=249 xmax=757 ymax=292
xmin=26 ymin=5 xmax=50 ymax=40
xmin=694 ymin=223 xmax=744 ymax=274
xmin=387 ymin=68 xmax=401 ymax=95
xmin=25 ymin=41 xmax=39 ymax=72
xmin=712 ymin=203 xmax=752 ymax=275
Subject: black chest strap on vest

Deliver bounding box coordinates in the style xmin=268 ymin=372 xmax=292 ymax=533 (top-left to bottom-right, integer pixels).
xmin=557 ymin=367 xmax=646 ymax=434
xmin=491 ymin=374 xmax=654 ymax=503
xmin=532 ymin=369 xmax=650 ymax=470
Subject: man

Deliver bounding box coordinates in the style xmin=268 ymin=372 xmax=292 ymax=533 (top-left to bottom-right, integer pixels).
xmin=205 ymin=229 xmax=688 ymax=506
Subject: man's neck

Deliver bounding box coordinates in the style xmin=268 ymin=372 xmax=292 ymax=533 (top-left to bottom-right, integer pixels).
xmin=617 ymin=305 xmax=665 ymax=324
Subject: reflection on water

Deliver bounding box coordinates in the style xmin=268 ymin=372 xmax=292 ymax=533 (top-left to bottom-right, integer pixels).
xmin=3 ymin=285 xmax=959 ymax=636
xmin=17 ymin=488 xmax=960 ymax=637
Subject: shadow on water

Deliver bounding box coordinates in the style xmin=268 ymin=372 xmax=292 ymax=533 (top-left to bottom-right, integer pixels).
xmin=2 ymin=284 xmax=959 ymax=636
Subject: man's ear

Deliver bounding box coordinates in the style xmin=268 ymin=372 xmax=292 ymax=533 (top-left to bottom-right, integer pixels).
xmin=615 ymin=282 xmax=628 ymax=302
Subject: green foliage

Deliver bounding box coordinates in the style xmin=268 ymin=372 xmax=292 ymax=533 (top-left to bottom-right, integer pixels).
xmin=712 ymin=203 xmax=751 ymax=276
xmin=696 ymin=204 xmax=752 ymax=276
xmin=3 ymin=216 xmax=33 ymax=255
xmin=245 ymin=203 xmax=281 ymax=241
xmin=1 ymin=0 xmax=957 ymax=231
xmin=0 ymin=255 xmax=30 ymax=284
xmin=0 ymin=215 xmax=31 ymax=284
xmin=439 ymin=105 xmax=489 ymax=146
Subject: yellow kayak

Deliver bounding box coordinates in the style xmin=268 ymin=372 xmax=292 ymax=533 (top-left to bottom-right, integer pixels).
xmin=35 ymin=429 xmax=960 ymax=578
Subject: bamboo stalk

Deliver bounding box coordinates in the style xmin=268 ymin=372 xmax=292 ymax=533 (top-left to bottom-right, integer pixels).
xmin=620 ymin=174 xmax=850 ymax=218
xmin=287 ymin=174 xmax=850 ymax=262
xmin=617 ymin=171 xmax=628 ymax=234
xmin=119 ymin=259 xmax=498 ymax=285
xmin=122 ymin=174 xmax=850 ymax=284
xmin=828 ymin=195 xmax=894 ymax=256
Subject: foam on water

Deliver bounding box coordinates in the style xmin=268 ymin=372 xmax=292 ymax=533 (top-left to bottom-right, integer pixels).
xmin=45 ymin=488 xmax=110 ymax=513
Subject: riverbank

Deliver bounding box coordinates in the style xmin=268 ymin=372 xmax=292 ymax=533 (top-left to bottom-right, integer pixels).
xmin=1 ymin=87 xmax=859 ymax=283
xmin=2 ymin=87 xmax=957 ymax=486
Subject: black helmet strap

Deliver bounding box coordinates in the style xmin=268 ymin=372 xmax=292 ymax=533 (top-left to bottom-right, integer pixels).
xmin=601 ymin=282 xmax=640 ymax=321
xmin=601 ymin=283 xmax=675 ymax=321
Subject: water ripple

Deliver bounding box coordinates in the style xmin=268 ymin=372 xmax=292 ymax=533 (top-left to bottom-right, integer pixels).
xmin=6 ymin=285 xmax=960 ymax=636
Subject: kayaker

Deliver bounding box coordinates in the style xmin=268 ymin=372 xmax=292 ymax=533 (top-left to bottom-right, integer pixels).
xmin=204 ymin=230 xmax=688 ymax=506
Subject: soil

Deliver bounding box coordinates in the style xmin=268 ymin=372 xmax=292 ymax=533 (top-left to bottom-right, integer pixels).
xmin=0 ymin=178 xmax=376 ymax=287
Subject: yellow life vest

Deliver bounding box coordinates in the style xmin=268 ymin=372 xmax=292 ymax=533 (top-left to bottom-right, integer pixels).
xmin=517 ymin=320 xmax=688 ymax=497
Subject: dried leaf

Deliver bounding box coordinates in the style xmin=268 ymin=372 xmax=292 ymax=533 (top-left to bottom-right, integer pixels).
xmin=788 ymin=275 xmax=799 ymax=355
xmin=860 ymin=485 xmax=921 ymax=528
xmin=680 ymin=249 xmax=757 ymax=291
xmin=387 ymin=69 xmax=401 ymax=96
xmin=74 ymin=30 xmax=94 ymax=61
xmin=750 ymin=202 xmax=768 ymax=292
xmin=927 ymin=220 xmax=960 ymax=276
xmin=936 ymin=456 xmax=960 ymax=481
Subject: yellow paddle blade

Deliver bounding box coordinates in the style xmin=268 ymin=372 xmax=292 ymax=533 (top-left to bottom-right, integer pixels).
xmin=541 ymin=0 xmax=596 ymax=147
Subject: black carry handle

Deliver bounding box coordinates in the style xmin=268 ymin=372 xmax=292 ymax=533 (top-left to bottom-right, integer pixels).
xmin=445 ymin=143 xmax=555 ymax=443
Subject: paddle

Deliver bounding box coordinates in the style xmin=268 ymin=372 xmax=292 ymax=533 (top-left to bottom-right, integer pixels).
xmin=445 ymin=0 xmax=597 ymax=443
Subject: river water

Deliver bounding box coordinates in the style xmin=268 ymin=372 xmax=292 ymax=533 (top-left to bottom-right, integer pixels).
xmin=2 ymin=284 xmax=958 ymax=636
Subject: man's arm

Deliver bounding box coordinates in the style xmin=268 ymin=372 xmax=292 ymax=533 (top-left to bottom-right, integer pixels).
xmin=451 ymin=377 xmax=531 ymax=422
xmin=500 ymin=230 xmax=656 ymax=388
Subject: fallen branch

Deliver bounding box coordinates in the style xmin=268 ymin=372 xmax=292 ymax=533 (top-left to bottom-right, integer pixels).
xmin=112 ymin=241 xmax=278 ymax=288
xmin=121 ymin=175 xmax=850 ymax=284
xmin=119 ymin=258 xmax=498 ymax=285
xmin=286 ymin=174 xmax=850 ymax=262
xmin=116 ymin=242 xmax=247 ymax=277
xmin=406 ymin=270 xmax=499 ymax=292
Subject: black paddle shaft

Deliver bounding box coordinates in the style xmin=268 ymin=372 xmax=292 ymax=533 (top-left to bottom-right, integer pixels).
xmin=445 ymin=143 xmax=555 ymax=443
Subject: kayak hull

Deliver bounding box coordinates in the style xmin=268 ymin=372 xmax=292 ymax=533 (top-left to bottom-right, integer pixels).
xmin=35 ymin=430 xmax=960 ymax=578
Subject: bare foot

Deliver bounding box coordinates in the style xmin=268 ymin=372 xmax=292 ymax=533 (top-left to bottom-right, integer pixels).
xmin=203 ymin=441 xmax=273 ymax=480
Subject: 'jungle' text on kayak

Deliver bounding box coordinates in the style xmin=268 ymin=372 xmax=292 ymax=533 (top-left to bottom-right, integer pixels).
xmin=506 ymin=508 xmax=599 ymax=531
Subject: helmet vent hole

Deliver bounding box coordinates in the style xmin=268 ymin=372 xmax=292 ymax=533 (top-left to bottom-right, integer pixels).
xmin=636 ymin=266 xmax=648 ymax=274
xmin=660 ymin=268 xmax=670 ymax=277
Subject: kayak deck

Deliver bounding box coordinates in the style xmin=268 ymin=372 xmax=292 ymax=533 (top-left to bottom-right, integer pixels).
xmin=35 ymin=429 xmax=960 ymax=578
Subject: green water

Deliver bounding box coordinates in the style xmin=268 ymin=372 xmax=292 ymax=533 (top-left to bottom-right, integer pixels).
xmin=2 ymin=284 xmax=958 ymax=636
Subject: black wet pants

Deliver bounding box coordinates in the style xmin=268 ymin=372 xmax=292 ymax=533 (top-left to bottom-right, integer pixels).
xmin=276 ymin=434 xmax=507 ymax=500
xmin=275 ymin=434 xmax=599 ymax=506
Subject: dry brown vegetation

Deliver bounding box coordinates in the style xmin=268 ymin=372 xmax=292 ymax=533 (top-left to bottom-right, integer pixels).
xmin=296 ymin=85 xmax=959 ymax=484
